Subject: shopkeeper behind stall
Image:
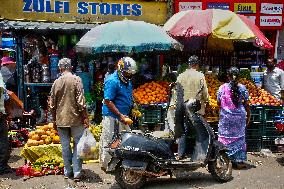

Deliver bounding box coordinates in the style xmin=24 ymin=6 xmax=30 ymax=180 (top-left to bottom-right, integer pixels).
xmin=0 ymin=57 xmax=17 ymax=94
xmin=263 ymin=58 xmax=284 ymax=101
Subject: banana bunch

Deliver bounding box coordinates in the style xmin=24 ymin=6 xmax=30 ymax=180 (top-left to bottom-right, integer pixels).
xmin=131 ymin=109 xmax=142 ymax=118
xmin=89 ymin=124 xmax=102 ymax=142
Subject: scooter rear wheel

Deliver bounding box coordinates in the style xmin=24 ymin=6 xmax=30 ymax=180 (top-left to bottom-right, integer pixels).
xmin=208 ymin=151 xmax=232 ymax=182
xmin=115 ymin=166 xmax=146 ymax=189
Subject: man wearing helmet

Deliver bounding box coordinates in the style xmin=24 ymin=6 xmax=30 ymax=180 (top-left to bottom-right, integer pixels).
xmin=100 ymin=57 xmax=137 ymax=170
xmin=167 ymin=55 xmax=209 ymax=160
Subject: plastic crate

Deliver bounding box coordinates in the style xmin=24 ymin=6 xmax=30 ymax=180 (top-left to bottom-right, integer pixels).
xmin=250 ymin=106 xmax=264 ymax=123
xmin=246 ymin=123 xmax=262 ymax=138
xmin=263 ymin=106 xmax=283 ymax=124
xmin=140 ymin=107 xmax=164 ymax=125
xmin=262 ymin=136 xmax=279 ymax=152
xmin=262 ymin=122 xmax=281 ymax=137
xmin=246 ymin=137 xmax=262 ymax=152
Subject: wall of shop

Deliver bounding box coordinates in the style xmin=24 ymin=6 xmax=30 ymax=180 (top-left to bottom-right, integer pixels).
xmin=174 ymin=0 xmax=284 ymax=58
xmin=277 ymin=29 xmax=284 ymax=60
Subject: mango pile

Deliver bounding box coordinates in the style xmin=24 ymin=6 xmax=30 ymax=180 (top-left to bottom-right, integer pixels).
xmin=239 ymin=78 xmax=281 ymax=106
xmin=27 ymin=123 xmax=60 ymax=147
xmin=133 ymin=81 xmax=170 ymax=105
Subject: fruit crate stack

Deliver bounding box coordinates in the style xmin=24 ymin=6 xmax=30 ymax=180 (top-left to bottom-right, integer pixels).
xmin=262 ymin=106 xmax=284 ymax=152
xmin=246 ymin=106 xmax=263 ymax=152
xmin=140 ymin=105 xmax=166 ymax=127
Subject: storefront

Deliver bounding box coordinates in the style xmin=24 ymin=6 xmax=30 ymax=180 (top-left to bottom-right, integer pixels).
xmin=0 ymin=0 xmax=170 ymax=124
xmin=169 ymin=0 xmax=284 ymax=152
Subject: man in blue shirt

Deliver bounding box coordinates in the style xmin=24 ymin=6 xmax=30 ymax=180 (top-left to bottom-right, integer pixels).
xmin=100 ymin=57 xmax=137 ymax=171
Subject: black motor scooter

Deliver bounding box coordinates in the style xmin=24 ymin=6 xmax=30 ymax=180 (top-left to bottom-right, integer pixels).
xmin=106 ymin=83 xmax=232 ymax=189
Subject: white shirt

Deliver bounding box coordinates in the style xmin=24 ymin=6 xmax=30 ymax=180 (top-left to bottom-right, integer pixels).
xmin=171 ymin=68 xmax=209 ymax=115
xmin=263 ymin=67 xmax=284 ymax=100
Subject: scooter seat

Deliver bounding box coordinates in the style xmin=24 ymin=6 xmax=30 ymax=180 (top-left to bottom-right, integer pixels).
xmin=149 ymin=131 xmax=174 ymax=139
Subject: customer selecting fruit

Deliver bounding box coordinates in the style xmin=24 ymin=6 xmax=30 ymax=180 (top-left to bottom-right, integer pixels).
xmin=263 ymin=58 xmax=284 ymax=103
xmin=217 ymin=67 xmax=251 ymax=169
xmin=100 ymin=57 xmax=137 ymax=171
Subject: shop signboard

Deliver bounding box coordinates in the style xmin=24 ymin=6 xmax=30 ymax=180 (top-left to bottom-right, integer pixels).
xmin=234 ymin=3 xmax=256 ymax=14
xmin=261 ymin=3 xmax=283 ymax=15
xmin=260 ymin=16 xmax=283 ymax=27
xmin=179 ymin=2 xmax=202 ymax=12
xmin=207 ymin=2 xmax=230 ymax=10
xmin=0 ymin=0 xmax=167 ymax=25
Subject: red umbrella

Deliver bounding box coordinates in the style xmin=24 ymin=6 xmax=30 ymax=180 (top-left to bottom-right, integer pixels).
xmin=163 ymin=9 xmax=273 ymax=51
xmin=238 ymin=15 xmax=273 ymax=49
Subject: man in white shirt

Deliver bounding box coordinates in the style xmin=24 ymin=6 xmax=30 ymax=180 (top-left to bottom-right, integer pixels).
xmin=263 ymin=58 xmax=284 ymax=101
xmin=166 ymin=55 xmax=209 ymax=160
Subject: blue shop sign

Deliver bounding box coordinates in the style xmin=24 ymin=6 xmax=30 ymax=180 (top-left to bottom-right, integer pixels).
xmin=22 ymin=0 xmax=142 ymax=16
xmin=207 ymin=2 xmax=230 ymax=10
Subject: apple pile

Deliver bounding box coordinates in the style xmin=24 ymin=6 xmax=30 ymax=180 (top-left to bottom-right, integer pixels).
xmin=239 ymin=78 xmax=281 ymax=106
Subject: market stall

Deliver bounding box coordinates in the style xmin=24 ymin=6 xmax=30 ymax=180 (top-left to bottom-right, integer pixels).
xmin=76 ymin=19 xmax=183 ymax=130
xmin=17 ymin=123 xmax=102 ymax=177
xmin=162 ymin=9 xmax=283 ymax=152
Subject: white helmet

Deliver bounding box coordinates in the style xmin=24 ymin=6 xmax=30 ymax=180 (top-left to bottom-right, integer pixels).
xmin=117 ymin=57 xmax=137 ymax=83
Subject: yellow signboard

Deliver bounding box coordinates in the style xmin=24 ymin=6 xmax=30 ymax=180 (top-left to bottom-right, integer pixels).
xmin=0 ymin=0 xmax=167 ymax=25
xmin=234 ymin=3 xmax=256 ymax=14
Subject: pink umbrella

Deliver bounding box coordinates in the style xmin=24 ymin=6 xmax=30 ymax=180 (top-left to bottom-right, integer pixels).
xmin=164 ymin=9 xmax=273 ymax=50
xmin=238 ymin=15 xmax=273 ymax=49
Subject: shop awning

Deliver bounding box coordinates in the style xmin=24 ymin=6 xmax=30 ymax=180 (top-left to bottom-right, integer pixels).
xmin=0 ymin=20 xmax=97 ymax=30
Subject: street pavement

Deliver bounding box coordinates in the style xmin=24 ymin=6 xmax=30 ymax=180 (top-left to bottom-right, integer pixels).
xmin=0 ymin=148 xmax=283 ymax=189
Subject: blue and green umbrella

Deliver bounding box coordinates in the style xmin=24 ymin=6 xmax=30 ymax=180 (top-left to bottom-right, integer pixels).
xmin=76 ymin=20 xmax=183 ymax=54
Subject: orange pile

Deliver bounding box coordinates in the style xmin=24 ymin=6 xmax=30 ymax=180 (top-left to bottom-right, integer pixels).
xmin=239 ymin=78 xmax=281 ymax=106
xmin=133 ymin=81 xmax=170 ymax=105
xmin=205 ymin=75 xmax=223 ymax=118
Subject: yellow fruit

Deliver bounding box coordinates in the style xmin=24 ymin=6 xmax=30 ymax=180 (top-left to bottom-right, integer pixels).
xmin=124 ymin=117 xmax=133 ymax=125
xmin=45 ymin=137 xmax=52 ymax=145
xmin=52 ymin=136 xmax=60 ymax=144
xmin=41 ymin=135 xmax=48 ymax=140
xmin=31 ymin=134 xmax=40 ymax=141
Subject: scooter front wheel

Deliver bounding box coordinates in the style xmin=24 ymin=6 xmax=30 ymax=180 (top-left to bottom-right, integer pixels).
xmin=208 ymin=152 xmax=232 ymax=182
xmin=115 ymin=166 xmax=146 ymax=189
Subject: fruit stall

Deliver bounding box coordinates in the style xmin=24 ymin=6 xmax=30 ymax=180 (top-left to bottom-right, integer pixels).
xmin=17 ymin=123 xmax=102 ymax=177
xmin=204 ymin=66 xmax=283 ymax=152
xmin=132 ymin=81 xmax=171 ymax=131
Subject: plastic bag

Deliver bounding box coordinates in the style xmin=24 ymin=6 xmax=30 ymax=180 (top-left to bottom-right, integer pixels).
xmin=77 ymin=128 xmax=97 ymax=160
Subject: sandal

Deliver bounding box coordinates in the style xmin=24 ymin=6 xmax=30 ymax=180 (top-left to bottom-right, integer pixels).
xmin=235 ymin=163 xmax=247 ymax=169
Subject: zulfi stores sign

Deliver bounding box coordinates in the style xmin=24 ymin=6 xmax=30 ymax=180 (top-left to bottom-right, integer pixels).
xmin=174 ymin=0 xmax=284 ymax=30
xmin=0 ymin=0 xmax=168 ymax=25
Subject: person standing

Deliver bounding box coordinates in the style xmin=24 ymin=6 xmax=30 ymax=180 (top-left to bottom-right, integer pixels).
xmin=104 ymin=62 xmax=116 ymax=80
xmin=0 ymin=70 xmax=13 ymax=175
xmin=263 ymin=58 xmax=284 ymax=101
xmin=167 ymin=55 xmax=209 ymax=160
xmin=100 ymin=57 xmax=137 ymax=170
xmin=50 ymin=58 xmax=89 ymax=181
xmin=217 ymin=67 xmax=251 ymax=169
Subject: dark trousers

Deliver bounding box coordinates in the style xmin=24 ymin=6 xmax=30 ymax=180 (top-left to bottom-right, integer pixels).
xmin=0 ymin=115 xmax=10 ymax=170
